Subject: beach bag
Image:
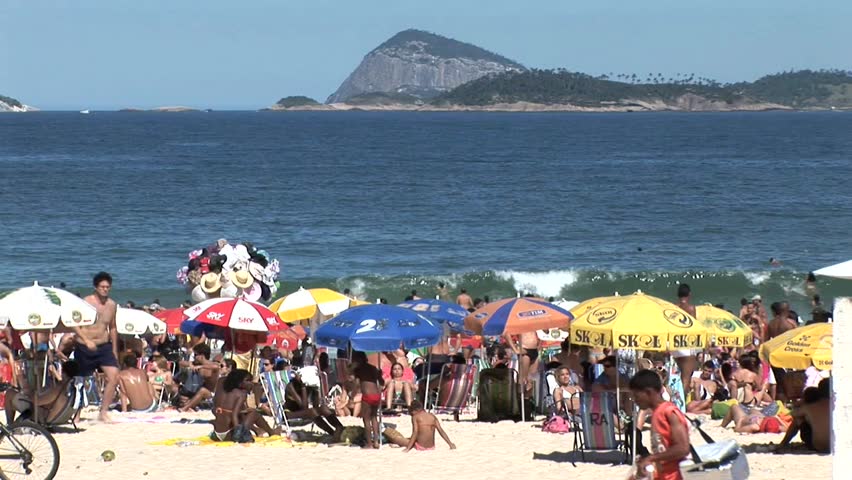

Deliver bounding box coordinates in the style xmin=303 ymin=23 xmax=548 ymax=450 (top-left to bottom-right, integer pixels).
xmin=179 ymin=370 xmax=204 ymax=396
xmin=681 ymin=418 xmax=749 ymax=480
xmin=542 ymin=415 xmax=570 ymax=434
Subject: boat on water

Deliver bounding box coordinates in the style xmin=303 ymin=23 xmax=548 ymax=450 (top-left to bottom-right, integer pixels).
xmin=79 ymin=109 xmax=90 ymax=114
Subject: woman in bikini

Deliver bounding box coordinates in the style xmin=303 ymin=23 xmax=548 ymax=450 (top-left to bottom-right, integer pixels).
xmin=384 ymin=362 xmax=414 ymax=410
xmin=211 ymin=369 xmax=280 ymax=442
xmin=552 ymin=366 xmax=583 ymax=414
xmin=352 ymin=351 xmax=384 ymax=449
xmin=728 ymin=356 xmax=764 ymax=407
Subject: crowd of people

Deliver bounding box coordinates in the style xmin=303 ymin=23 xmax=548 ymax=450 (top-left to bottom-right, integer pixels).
xmin=0 ymin=270 xmax=834 ymax=473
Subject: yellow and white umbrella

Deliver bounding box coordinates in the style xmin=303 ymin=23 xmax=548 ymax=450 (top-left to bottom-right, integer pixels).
xmin=269 ymin=287 xmax=365 ymax=323
xmin=569 ymin=293 xmax=621 ymax=319
xmin=0 ymin=281 xmax=96 ymax=330
xmin=696 ymin=304 xmax=754 ymax=348
xmin=569 ymin=291 xmax=707 ymax=351
xmin=116 ymin=307 xmax=167 ymax=335
xmin=760 ymin=323 xmax=832 ymax=371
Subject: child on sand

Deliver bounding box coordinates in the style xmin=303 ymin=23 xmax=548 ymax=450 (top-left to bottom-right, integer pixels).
xmin=385 ymin=400 xmax=456 ymax=451
xmin=352 ymin=351 xmax=383 ymax=448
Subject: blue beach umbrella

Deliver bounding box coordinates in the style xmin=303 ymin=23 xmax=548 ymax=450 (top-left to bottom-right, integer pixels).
xmin=314 ymin=304 xmax=441 ymax=352
xmin=397 ymin=299 xmax=469 ymax=332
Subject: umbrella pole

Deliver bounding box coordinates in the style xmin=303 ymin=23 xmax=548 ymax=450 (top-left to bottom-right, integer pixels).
xmin=424 ymin=352 xmax=432 ymax=411
xmin=32 ymin=340 xmax=39 ymax=424
xmin=377 ymin=352 xmax=382 ymax=450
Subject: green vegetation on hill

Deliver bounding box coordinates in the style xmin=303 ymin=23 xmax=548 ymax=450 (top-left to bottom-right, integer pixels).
xmin=276 ymin=96 xmax=320 ymax=107
xmin=375 ymin=29 xmax=524 ymax=69
xmin=0 ymin=95 xmax=22 ymax=108
xmin=434 ymin=69 xmax=852 ymax=108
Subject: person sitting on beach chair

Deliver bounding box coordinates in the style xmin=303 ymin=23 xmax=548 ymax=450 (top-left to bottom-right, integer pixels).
xmin=284 ymin=370 xmax=344 ymax=440
xmin=211 ymin=369 xmax=280 ymax=443
xmin=147 ymin=356 xmax=177 ymax=401
xmin=178 ymin=344 xmax=220 ymax=411
xmin=4 ymin=360 xmax=79 ymax=425
xmin=384 ymin=362 xmax=413 ymax=411
xmin=553 ymin=366 xmax=583 ymax=415
xmin=384 ymin=400 xmax=456 ymax=451
xmin=117 ymin=353 xmax=158 ymax=412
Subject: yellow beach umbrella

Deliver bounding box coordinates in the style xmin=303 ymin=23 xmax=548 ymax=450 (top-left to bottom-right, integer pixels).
xmin=570 ymin=291 xmax=707 ymax=351
xmin=760 ymin=323 xmax=832 ymax=371
xmin=269 ymin=287 xmax=362 ymax=323
xmin=568 ymin=293 xmax=621 ymax=319
xmin=695 ymin=304 xmax=754 ymax=348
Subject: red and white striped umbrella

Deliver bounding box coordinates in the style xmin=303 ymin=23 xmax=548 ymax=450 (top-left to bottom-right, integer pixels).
xmin=183 ymin=298 xmax=285 ymax=333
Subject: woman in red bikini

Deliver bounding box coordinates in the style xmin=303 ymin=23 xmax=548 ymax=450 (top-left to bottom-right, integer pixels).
xmin=352 ymin=351 xmax=384 ymax=449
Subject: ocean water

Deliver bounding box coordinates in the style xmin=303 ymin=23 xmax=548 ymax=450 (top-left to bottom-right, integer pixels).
xmin=1 ymin=111 xmax=850 ymax=314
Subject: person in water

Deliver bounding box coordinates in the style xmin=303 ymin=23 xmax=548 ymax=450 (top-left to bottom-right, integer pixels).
xmin=384 ymin=400 xmax=456 ymax=451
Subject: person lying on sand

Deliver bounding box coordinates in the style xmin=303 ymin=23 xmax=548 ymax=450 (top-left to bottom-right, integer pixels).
xmin=720 ymin=402 xmax=787 ymax=434
xmin=384 ymin=400 xmax=456 ymax=451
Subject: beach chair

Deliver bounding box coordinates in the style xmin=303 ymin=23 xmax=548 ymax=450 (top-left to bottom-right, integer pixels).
xmin=433 ymin=363 xmax=478 ymax=420
xmin=31 ymin=376 xmax=89 ymax=432
xmin=259 ymin=370 xmax=292 ymax=434
xmin=538 ymin=369 xmax=559 ymax=415
xmin=569 ymin=391 xmax=628 ymax=466
xmin=476 ymin=368 xmax=520 ymax=422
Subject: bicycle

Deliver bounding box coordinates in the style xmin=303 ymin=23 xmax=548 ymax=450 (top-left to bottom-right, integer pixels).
xmin=0 ymin=420 xmax=60 ymax=479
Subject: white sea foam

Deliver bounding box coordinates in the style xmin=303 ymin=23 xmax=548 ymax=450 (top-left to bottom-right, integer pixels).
xmin=495 ymin=270 xmax=579 ymax=298
xmin=744 ymin=271 xmax=771 ymax=285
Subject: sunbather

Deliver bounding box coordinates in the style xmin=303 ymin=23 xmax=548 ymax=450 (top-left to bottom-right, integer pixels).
xmin=117 ymin=353 xmax=158 ymax=412
xmin=720 ymin=402 xmax=787 ymax=434
xmin=211 ymin=369 xmax=280 ymax=442
xmin=284 ymin=370 xmax=344 ymax=440
xmin=384 ymin=362 xmax=413 ymax=410
xmin=776 ymin=378 xmax=830 ymax=453
xmin=687 ymin=361 xmax=718 ymax=415
xmin=552 ymin=366 xmax=582 ymax=414
xmin=384 ymin=400 xmax=456 ymax=451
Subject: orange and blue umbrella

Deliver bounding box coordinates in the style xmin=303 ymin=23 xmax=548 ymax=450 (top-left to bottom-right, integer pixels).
xmin=464 ymin=297 xmax=574 ymax=336
xmin=397 ymin=299 xmax=468 ymax=332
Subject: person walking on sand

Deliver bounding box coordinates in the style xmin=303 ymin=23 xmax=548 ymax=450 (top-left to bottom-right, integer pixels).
xmin=385 ymin=400 xmax=456 ymax=451
xmin=75 ymin=272 xmax=121 ymax=423
xmin=629 ymin=370 xmax=690 ymax=480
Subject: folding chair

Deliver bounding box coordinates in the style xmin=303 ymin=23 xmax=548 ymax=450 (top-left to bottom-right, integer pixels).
xmin=569 ymin=391 xmax=628 ymax=466
xmin=259 ymin=370 xmax=292 ymax=435
xmin=433 ymin=363 xmax=478 ymax=420
xmin=476 ymin=367 xmax=520 ymax=422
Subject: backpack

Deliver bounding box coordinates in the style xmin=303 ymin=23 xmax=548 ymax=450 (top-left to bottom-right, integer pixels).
xmin=542 ymin=415 xmax=571 ymax=434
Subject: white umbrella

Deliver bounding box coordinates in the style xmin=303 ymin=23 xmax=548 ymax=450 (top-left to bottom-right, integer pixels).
xmin=116 ymin=307 xmax=167 ymax=335
xmin=814 ymin=260 xmax=852 ymax=280
xmin=0 ymin=281 xmax=96 ymax=330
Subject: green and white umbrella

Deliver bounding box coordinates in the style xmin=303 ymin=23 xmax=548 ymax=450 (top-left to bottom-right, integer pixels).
xmin=0 ymin=281 xmax=97 ymax=330
xmin=116 ymin=307 xmax=167 ymax=335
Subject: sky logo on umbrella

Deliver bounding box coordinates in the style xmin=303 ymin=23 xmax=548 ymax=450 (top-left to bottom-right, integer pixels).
xmin=206 ymin=312 xmax=225 ymax=321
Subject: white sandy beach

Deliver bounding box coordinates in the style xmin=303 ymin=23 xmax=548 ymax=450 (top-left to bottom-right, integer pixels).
xmin=52 ymin=408 xmax=829 ymax=480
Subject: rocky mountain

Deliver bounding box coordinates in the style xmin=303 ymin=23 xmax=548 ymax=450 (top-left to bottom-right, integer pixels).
xmin=0 ymin=94 xmax=33 ymax=112
xmin=326 ymin=29 xmax=524 ymax=103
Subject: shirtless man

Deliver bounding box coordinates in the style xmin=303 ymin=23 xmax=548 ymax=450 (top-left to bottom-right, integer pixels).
xmin=767 ymin=302 xmax=798 ymax=340
xmin=117 ymin=353 xmax=157 ymax=412
xmin=673 ymin=283 xmax=697 ymax=390
xmin=436 ymin=282 xmax=450 ymax=301
xmin=352 ymin=351 xmax=383 ymax=449
xmin=385 ymin=400 xmax=456 ymax=451
xmin=178 ymin=343 xmax=221 ymax=411
xmin=456 ymin=288 xmax=473 ymax=311
xmin=504 ymin=330 xmax=540 ymax=397
xmin=74 ymin=272 xmax=120 ymax=422
xmin=686 ymin=361 xmax=718 ymax=415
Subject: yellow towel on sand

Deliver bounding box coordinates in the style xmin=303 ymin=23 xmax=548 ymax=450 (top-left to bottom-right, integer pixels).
xmin=149 ymin=435 xmax=317 ymax=448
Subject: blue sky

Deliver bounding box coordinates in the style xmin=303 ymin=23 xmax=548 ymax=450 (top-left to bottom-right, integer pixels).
xmin=1 ymin=0 xmax=850 ymax=110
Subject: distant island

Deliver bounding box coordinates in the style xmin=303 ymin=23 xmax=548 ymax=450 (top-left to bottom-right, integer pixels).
xmin=271 ymin=29 xmax=852 ymax=112
xmin=0 ymin=94 xmax=35 ymax=112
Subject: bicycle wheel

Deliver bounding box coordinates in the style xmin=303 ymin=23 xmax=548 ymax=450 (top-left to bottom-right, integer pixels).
xmin=0 ymin=421 xmax=60 ymax=480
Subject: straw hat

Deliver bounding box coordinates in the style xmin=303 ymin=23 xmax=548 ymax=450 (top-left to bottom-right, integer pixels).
xmin=200 ymin=272 xmax=222 ymax=293
xmin=230 ymin=269 xmax=255 ymax=289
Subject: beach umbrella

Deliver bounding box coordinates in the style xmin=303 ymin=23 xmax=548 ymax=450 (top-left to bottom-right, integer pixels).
xmin=814 ymin=259 xmax=852 ymax=280
xmin=397 ymin=298 xmax=469 ymax=332
xmin=568 ymin=294 xmax=621 ymax=319
xmin=695 ymin=304 xmax=754 ymax=348
xmin=154 ymin=308 xmax=188 ymax=334
xmin=569 ymin=291 xmax=707 ymax=352
xmin=0 ymin=281 xmax=96 ymax=330
xmin=183 ymin=297 xmax=285 ymax=333
xmin=314 ymin=304 xmax=441 ymax=351
xmin=263 ymin=324 xmax=308 ymax=351
xmin=760 ymin=323 xmax=832 ymax=371
xmin=270 ymin=287 xmax=363 ymax=323
xmin=116 ymin=307 xmax=167 ymax=335
xmin=463 ymin=297 xmax=574 ymax=336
